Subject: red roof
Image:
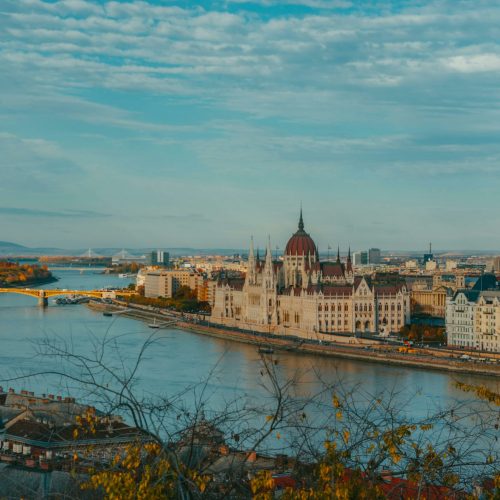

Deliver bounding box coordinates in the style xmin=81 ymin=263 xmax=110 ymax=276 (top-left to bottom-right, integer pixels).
xmin=285 ymin=231 xmax=317 ymax=257
xmin=321 ymin=262 xmax=345 ymax=277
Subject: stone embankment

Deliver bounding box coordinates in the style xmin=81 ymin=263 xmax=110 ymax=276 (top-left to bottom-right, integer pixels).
xmin=88 ymin=301 xmax=500 ymax=377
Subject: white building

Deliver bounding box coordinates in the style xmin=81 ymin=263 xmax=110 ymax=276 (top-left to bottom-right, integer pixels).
xmin=446 ymin=290 xmax=477 ymax=349
xmin=446 ymin=275 xmax=500 ymax=352
xmin=211 ymin=212 xmax=410 ymax=340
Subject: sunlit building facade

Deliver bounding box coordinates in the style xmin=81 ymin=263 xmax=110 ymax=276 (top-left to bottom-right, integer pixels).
xmin=211 ymin=212 xmax=410 ymax=340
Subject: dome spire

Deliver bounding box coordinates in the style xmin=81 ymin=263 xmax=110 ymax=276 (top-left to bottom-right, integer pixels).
xmin=298 ymin=206 xmax=304 ymax=232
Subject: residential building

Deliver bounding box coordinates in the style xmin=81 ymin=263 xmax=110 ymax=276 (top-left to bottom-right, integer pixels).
xmin=144 ymin=268 xmax=205 ymax=300
xmin=0 ymin=388 xmax=149 ymax=472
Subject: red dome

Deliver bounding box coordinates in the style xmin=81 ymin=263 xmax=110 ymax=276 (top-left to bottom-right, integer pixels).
xmin=285 ymin=210 xmax=317 ymax=256
xmin=285 ymin=232 xmax=317 ymax=256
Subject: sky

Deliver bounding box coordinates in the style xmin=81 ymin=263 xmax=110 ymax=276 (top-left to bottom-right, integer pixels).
xmin=1 ymin=0 xmax=500 ymax=252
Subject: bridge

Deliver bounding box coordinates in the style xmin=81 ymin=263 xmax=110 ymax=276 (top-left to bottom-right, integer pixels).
xmin=0 ymin=288 xmax=137 ymax=306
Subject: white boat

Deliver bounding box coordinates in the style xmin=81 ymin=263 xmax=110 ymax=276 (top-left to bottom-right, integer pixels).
xmin=148 ymin=318 xmax=160 ymax=329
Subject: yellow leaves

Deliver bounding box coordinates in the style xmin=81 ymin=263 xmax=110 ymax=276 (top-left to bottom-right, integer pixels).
xmin=455 ymin=381 xmax=500 ymax=406
xmin=250 ymin=470 xmax=274 ymax=500
xmin=420 ymin=423 xmax=433 ymax=431
xmin=72 ymin=428 xmax=79 ymax=439
xmin=336 ymin=410 xmax=343 ymax=421
xmin=82 ymin=442 xmax=212 ymax=499
xmin=333 ymin=394 xmax=341 ymax=409
xmin=342 ymin=429 xmax=350 ymax=444
xmin=265 ymin=415 xmax=273 ymax=423
xmin=276 ymin=432 xmax=281 ymax=440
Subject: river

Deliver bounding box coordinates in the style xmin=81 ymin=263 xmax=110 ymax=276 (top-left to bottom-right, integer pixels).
xmin=0 ymin=270 xmax=498 ymax=456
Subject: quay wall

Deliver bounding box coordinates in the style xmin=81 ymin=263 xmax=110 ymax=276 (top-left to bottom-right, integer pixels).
xmin=88 ymin=301 xmax=500 ymax=377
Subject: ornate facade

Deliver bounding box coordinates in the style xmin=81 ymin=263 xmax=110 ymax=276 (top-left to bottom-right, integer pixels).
xmin=211 ymin=212 xmax=411 ymax=340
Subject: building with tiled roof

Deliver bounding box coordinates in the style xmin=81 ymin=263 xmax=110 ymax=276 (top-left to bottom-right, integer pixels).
xmin=446 ymin=274 xmax=500 ymax=352
xmin=212 ymin=212 xmax=410 ymax=339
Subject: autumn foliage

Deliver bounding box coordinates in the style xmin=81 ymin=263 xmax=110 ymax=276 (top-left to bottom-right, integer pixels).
xmin=0 ymin=260 xmax=53 ymax=286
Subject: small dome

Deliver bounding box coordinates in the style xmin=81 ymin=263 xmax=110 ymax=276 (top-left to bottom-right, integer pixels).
xmin=285 ymin=210 xmax=318 ymax=257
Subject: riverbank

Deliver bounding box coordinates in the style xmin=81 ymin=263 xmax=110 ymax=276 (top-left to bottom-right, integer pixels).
xmin=88 ymin=301 xmax=500 ymax=377
xmin=0 ymin=275 xmax=59 ymax=288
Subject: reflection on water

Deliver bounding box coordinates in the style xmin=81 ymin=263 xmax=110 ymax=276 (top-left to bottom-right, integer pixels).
xmin=0 ymin=270 xmax=498 ymax=428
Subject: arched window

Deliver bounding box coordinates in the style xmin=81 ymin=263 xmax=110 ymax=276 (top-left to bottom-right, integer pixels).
xmin=318 ymin=304 xmax=322 ymax=312
xmin=325 ymin=304 xmax=329 ymax=312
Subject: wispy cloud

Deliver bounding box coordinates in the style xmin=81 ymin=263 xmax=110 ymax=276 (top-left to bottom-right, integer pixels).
xmin=0 ymin=207 xmax=110 ymax=218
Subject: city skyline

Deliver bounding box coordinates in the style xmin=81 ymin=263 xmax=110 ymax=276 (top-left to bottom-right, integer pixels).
xmin=1 ymin=0 xmax=500 ymax=249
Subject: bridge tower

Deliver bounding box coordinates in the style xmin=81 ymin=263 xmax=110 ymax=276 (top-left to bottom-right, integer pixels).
xmin=38 ymin=290 xmax=48 ymax=307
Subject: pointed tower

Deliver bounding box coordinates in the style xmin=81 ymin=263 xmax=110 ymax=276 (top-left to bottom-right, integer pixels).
xmin=263 ymin=235 xmax=275 ymax=289
xmin=245 ymin=236 xmax=256 ymax=286
xmin=346 ymin=246 xmax=353 ymax=271
xmin=346 ymin=245 xmax=353 ymax=283
xmin=336 ymin=245 xmax=341 ymax=263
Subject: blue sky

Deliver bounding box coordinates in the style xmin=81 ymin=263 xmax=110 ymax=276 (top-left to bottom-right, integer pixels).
xmin=1 ymin=0 xmax=500 ymax=251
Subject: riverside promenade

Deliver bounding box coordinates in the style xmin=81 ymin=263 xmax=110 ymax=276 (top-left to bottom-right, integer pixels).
xmin=89 ymin=301 xmax=500 ymax=378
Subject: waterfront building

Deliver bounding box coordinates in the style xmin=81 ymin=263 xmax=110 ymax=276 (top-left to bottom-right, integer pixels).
xmin=211 ymin=212 xmax=410 ymax=339
xmin=446 ymin=274 xmax=500 ymax=352
xmin=144 ymin=268 xmax=205 ymax=300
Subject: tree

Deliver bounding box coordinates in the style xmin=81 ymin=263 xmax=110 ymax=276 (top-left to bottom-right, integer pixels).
xmin=2 ymin=330 xmax=499 ymax=499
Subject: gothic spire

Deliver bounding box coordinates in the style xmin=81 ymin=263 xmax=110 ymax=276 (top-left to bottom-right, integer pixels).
xmin=336 ymin=245 xmax=340 ymax=263
xmin=249 ymin=236 xmax=255 ymax=261
xmin=298 ymin=207 xmax=304 ymax=232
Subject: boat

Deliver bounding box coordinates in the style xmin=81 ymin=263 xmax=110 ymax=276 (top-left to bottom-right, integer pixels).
xmin=258 ymin=347 xmax=274 ymax=355
xmin=148 ymin=318 xmax=160 ymax=329
xmin=103 ymin=312 xmax=113 ymax=317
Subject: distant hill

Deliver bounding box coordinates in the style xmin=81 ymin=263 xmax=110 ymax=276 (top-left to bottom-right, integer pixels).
xmin=0 ymin=241 xmax=27 ymax=249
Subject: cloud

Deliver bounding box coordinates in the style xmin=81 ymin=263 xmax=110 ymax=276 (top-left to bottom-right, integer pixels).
xmin=0 ymin=207 xmax=110 ymax=218
xmin=1 ymin=0 xmax=500 ymax=247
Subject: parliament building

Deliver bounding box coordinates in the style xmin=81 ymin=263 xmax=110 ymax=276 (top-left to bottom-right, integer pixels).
xmin=211 ymin=212 xmax=410 ymax=340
